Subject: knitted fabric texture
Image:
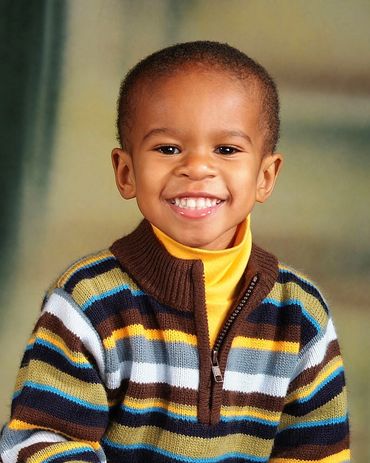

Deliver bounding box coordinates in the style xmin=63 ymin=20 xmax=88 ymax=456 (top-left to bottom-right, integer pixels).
xmin=0 ymin=220 xmax=350 ymax=463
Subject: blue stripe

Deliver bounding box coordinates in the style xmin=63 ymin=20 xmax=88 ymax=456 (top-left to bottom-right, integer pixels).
xmin=297 ymin=366 xmax=344 ymax=403
xmin=121 ymin=404 xmax=197 ymax=423
xmin=81 ymin=284 xmax=144 ymax=311
xmin=300 ymin=307 xmax=322 ymax=332
xmin=42 ymin=446 xmax=93 ymax=463
xmin=220 ymin=414 xmax=279 ymax=426
xmin=31 ymin=338 xmax=92 ymax=369
xmin=263 ymin=297 xmax=321 ymax=332
xmin=282 ymin=414 xmax=348 ymax=430
xmin=103 ymin=438 xmax=267 ymax=462
xmin=23 ymin=381 xmax=108 ymax=412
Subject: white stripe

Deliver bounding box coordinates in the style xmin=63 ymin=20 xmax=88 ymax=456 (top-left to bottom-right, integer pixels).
xmin=223 ymin=371 xmax=290 ymax=396
xmin=43 ymin=289 xmax=105 ymax=380
xmin=106 ymin=361 xmax=199 ymax=390
xmin=1 ymin=430 xmax=66 ymax=463
xmin=292 ymin=318 xmax=337 ymax=380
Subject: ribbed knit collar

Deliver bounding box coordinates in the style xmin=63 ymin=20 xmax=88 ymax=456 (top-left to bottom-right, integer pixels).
xmin=110 ymin=219 xmax=279 ymax=312
xmin=151 ymin=218 xmax=252 ymax=305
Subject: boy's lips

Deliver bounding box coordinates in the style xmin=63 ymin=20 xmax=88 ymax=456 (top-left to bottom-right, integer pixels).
xmin=166 ymin=195 xmax=225 ymax=218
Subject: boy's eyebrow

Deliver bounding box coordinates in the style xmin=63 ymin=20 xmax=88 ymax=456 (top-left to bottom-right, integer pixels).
xmin=218 ymin=129 xmax=253 ymax=145
xmin=143 ymin=127 xmax=252 ymax=144
xmin=143 ymin=128 xmax=181 ymax=141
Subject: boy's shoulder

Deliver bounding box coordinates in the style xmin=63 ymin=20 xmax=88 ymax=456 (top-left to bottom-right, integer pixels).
xmin=52 ymin=248 xmax=115 ymax=288
xmin=46 ymin=247 xmax=142 ymax=306
xmin=276 ymin=262 xmax=324 ymax=295
xmin=270 ymin=260 xmax=331 ymax=332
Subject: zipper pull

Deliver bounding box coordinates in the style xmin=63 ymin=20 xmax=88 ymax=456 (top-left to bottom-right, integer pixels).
xmin=211 ymin=350 xmax=223 ymax=383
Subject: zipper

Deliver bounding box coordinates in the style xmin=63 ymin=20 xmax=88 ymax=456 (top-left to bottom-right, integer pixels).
xmin=210 ymin=274 xmax=259 ymax=383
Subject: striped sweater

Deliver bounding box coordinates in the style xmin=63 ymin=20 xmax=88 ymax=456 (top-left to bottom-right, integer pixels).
xmin=0 ymin=220 xmax=350 ymax=463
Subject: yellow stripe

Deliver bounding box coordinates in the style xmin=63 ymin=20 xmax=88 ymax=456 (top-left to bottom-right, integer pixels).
xmin=9 ymin=419 xmax=36 ymax=431
xmin=55 ymin=250 xmax=113 ymax=288
xmin=270 ymin=448 xmax=350 ymax=463
xmin=103 ymin=324 xmax=197 ymax=349
xmin=123 ymin=396 xmax=197 ymax=417
xmin=220 ymin=405 xmax=281 ymax=422
xmin=232 ymin=336 xmax=299 ymax=354
xmin=27 ymin=334 xmax=36 ymax=347
xmin=287 ymin=356 xmax=344 ymax=402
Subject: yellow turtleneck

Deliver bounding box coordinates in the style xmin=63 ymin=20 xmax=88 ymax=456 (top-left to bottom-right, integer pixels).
xmin=152 ymin=218 xmax=252 ymax=347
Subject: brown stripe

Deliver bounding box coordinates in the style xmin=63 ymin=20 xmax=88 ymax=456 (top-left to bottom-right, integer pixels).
xmin=36 ymin=312 xmax=83 ymax=349
xmin=18 ymin=442 xmax=54 ymax=463
xmin=96 ymin=308 xmax=196 ymax=339
xmin=239 ymin=319 xmax=301 ymax=343
xmin=223 ymin=390 xmax=285 ymax=411
xmin=109 ymin=381 xmax=199 ymax=407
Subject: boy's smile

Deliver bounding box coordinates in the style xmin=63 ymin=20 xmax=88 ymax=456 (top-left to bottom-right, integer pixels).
xmin=168 ymin=195 xmax=223 ymax=218
xmin=112 ymin=69 xmax=282 ymax=250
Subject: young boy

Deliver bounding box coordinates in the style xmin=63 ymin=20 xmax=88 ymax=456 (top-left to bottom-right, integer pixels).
xmin=0 ymin=41 xmax=350 ymax=463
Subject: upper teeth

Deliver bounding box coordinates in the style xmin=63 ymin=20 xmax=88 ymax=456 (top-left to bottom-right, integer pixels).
xmin=171 ymin=197 xmax=221 ymax=209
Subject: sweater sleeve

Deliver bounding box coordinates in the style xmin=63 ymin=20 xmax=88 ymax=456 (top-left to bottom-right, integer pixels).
xmin=0 ymin=288 xmax=109 ymax=463
xmin=269 ymin=297 xmax=350 ymax=462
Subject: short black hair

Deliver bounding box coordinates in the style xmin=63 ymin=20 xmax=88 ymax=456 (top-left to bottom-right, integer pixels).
xmin=117 ymin=41 xmax=280 ymax=154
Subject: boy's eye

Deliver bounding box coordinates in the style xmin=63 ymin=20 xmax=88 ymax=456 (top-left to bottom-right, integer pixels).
xmin=215 ymin=146 xmax=240 ymax=155
xmin=156 ymin=145 xmax=181 ymax=155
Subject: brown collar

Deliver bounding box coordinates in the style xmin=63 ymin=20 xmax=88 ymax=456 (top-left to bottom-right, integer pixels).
xmin=109 ymin=220 xmax=279 ymax=311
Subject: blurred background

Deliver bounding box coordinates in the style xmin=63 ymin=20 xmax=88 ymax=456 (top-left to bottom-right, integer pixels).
xmin=1 ymin=0 xmax=369 ymax=460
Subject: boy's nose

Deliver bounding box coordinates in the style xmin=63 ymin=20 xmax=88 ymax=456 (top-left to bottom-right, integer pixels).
xmin=174 ymin=151 xmax=216 ymax=180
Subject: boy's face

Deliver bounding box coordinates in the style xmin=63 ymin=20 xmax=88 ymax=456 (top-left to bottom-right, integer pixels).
xmin=112 ymin=69 xmax=282 ymax=250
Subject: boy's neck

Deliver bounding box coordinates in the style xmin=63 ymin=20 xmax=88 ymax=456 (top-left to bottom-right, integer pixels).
xmin=151 ymin=218 xmax=250 ymax=256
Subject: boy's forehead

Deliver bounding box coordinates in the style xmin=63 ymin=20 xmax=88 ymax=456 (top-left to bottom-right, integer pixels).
xmin=136 ymin=67 xmax=261 ymax=111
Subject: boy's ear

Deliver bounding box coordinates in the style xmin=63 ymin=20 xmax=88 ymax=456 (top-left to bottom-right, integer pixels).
xmin=256 ymin=153 xmax=283 ymax=203
xmin=111 ymin=148 xmax=136 ymax=199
